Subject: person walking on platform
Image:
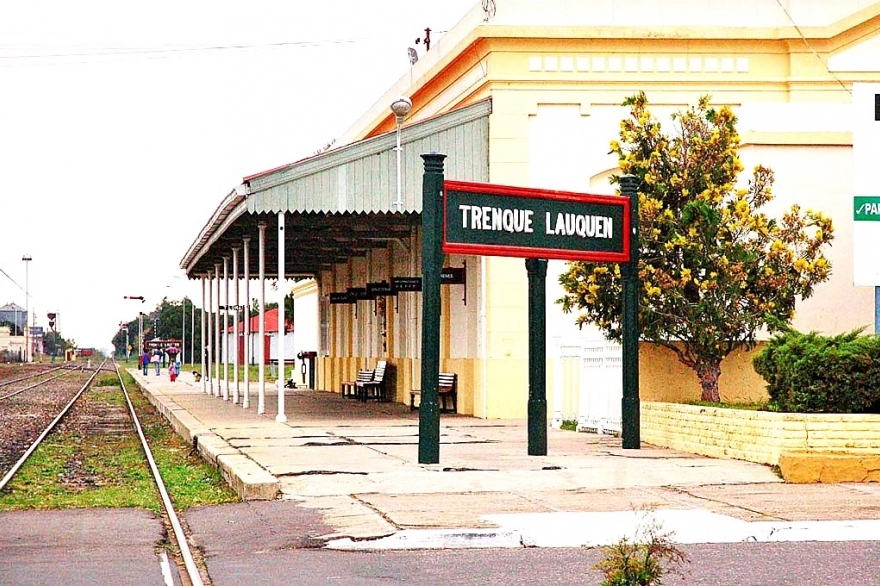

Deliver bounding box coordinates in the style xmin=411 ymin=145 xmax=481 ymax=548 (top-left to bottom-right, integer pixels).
xmin=168 ymin=359 xmax=178 ymax=382
xmin=151 ymin=350 xmax=161 ymax=375
xmin=141 ymin=350 xmax=150 ymax=375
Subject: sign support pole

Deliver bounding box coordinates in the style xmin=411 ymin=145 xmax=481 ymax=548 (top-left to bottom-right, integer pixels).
xmin=619 ymin=174 xmax=641 ymax=449
xmin=418 ymin=153 xmax=446 ymax=464
xmin=526 ymin=258 xmax=548 ymax=455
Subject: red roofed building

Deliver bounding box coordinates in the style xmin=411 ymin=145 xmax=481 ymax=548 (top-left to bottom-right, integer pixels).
xmin=225 ymin=307 xmax=295 ymax=365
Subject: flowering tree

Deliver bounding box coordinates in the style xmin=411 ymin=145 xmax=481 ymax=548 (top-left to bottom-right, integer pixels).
xmin=558 ymin=92 xmax=834 ymax=402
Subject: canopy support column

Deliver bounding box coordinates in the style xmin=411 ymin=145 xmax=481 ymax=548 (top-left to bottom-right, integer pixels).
xmin=232 ymin=246 xmax=240 ymax=404
xmin=223 ymin=255 xmax=230 ymax=401
xmin=214 ymin=262 xmax=221 ymax=397
xmin=243 ymin=237 xmax=251 ymax=410
xmin=258 ymin=223 xmax=267 ymax=415
xmin=200 ymin=274 xmax=208 ymax=394
xmin=276 ymin=212 xmax=287 ymax=423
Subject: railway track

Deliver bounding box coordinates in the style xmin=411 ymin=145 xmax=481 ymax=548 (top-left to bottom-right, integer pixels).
xmin=0 ymin=365 xmax=76 ymax=401
xmin=0 ymin=361 xmax=207 ymax=586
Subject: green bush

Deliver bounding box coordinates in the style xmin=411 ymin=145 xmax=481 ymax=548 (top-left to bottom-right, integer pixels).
xmin=592 ymin=511 xmax=688 ymax=586
xmin=753 ymin=326 xmax=880 ymax=413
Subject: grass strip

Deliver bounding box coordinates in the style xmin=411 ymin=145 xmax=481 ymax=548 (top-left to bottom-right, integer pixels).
xmin=0 ymin=370 xmax=238 ymax=512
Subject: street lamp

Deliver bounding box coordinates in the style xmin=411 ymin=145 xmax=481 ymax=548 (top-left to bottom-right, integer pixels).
xmin=124 ymin=296 xmax=145 ymax=355
xmin=390 ymin=96 xmax=412 ymax=212
xmin=22 ymin=255 xmax=31 ymax=362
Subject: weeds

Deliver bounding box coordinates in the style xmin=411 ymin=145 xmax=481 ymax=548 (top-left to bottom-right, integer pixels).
xmin=593 ymin=510 xmax=688 ymax=586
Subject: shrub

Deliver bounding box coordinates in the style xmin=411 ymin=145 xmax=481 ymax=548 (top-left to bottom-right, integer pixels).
xmin=753 ymin=326 xmax=880 ymax=413
xmin=592 ymin=511 xmax=688 ymax=586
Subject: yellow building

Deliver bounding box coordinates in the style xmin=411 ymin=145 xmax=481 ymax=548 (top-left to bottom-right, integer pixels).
xmin=182 ymin=0 xmax=880 ymax=421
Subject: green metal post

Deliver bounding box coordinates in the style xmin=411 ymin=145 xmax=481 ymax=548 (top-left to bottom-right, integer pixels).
xmin=526 ymin=257 xmax=548 ymax=456
xmin=619 ymin=174 xmax=641 ymax=449
xmin=418 ymin=153 xmax=446 ymax=464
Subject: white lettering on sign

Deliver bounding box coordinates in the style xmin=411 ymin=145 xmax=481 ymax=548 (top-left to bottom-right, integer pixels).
xmin=545 ymin=213 xmax=613 ymax=239
xmin=856 ymin=202 xmax=880 ymax=216
xmin=458 ymin=205 xmax=534 ymax=233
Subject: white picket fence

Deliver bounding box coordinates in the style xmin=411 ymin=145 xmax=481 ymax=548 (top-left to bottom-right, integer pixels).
xmin=551 ymin=338 xmax=623 ymax=435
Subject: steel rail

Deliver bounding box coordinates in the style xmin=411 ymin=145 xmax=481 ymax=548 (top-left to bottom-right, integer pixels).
xmin=0 ymin=372 xmax=68 ymax=401
xmin=114 ymin=363 xmax=205 ymax=586
xmin=0 ymin=365 xmax=67 ymax=388
xmin=0 ymin=361 xmax=104 ymax=491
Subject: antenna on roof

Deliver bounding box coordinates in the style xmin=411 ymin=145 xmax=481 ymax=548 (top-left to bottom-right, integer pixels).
xmin=414 ymin=27 xmax=431 ymax=51
xmin=482 ymin=0 xmax=496 ymax=21
xmin=407 ymin=47 xmax=418 ymax=65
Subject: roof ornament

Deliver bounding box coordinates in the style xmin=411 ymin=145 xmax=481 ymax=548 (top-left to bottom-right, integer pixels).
xmin=482 ymin=0 xmax=496 ymax=21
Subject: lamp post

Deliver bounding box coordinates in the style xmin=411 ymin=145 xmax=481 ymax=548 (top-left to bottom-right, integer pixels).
xmin=390 ymin=96 xmax=412 ymax=212
xmin=22 ymin=255 xmax=31 ymax=362
xmin=124 ymin=295 xmax=145 ymax=354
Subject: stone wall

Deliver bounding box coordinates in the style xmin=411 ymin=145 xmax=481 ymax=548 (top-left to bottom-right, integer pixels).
xmin=641 ymin=402 xmax=880 ymax=466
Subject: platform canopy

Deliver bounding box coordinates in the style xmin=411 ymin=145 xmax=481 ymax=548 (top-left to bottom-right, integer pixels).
xmin=179 ymin=99 xmax=491 ymax=279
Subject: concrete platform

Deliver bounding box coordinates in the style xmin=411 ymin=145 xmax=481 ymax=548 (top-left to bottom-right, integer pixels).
xmin=129 ymin=369 xmax=880 ymax=547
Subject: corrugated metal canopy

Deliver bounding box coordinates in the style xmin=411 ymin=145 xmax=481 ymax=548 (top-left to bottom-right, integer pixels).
xmin=180 ymin=99 xmax=490 ymax=279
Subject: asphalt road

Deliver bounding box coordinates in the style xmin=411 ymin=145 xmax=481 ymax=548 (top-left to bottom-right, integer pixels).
xmin=203 ymin=543 xmax=880 ymax=586
xmin=0 ymin=508 xmax=172 ymax=586
xmin=3 ymin=503 xmax=879 ymax=586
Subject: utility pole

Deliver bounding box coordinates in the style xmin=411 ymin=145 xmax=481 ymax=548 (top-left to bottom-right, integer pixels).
xmin=22 ymin=255 xmax=32 ymax=362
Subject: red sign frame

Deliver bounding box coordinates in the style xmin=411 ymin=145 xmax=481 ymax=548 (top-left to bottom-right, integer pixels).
xmin=442 ymin=180 xmax=631 ymax=262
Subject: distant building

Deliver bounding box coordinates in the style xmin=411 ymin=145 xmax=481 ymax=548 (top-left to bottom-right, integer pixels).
xmin=0 ymin=325 xmax=25 ymax=362
xmin=0 ymin=303 xmax=26 ymax=333
xmin=221 ymin=280 xmax=318 ymax=366
xmin=224 ymin=306 xmax=294 ymax=364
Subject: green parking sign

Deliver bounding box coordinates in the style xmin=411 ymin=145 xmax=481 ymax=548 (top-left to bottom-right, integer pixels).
xmin=854 ymin=196 xmax=880 ymax=221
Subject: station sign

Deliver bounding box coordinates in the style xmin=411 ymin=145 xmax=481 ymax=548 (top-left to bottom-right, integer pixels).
xmin=329 ymin=292 xmax=352 ymax=304
xmin=392 ymin=276 xmax=422 ymax=292
xmin=367 ymin=281 xmax=395 ymax=296
xmin=440 ymin=267 xmax=465 ymax=285
xmin=347 ymin=287 xmax=371 ymax=301
xmin=443 ymin=180 xmax=630 ymax=262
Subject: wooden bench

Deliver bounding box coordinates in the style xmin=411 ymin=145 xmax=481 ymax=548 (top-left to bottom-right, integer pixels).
xmin=356 ymin=360 xmax=388 ymax=402
xmin=341 ymin=369 xmax=373 ymax=399
xmin=410 ymin=372 xmax=457 ymax=413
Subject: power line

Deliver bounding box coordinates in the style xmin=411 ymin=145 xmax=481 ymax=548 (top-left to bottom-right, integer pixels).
xmin=0 ymin=266 xmax=24 ymax=293
xmin=0 ymin=37 xmax=365 ymax=61
xmin=773 ymin=0 xmax=851 ymax=95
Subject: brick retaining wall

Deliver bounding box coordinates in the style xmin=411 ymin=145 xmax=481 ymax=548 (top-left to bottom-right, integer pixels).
xmin=641 ymin=402 xmax=880 ymax=465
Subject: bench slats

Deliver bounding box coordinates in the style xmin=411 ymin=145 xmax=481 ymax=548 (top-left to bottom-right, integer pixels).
xmin=411 ymin=372 xmax=457 ymax=413
xmin=356 ymin=360 xmax=388 ymax=402
xmin=342 ymin=368 xmax=374 ymax=398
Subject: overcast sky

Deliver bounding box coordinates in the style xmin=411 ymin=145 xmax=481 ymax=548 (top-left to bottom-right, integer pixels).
xmin=0 ymin=0 xmax=477 ymax=351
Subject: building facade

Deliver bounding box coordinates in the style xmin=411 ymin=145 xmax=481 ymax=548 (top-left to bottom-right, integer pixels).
xmin=182 ymin=0 xmax=880 ymax=419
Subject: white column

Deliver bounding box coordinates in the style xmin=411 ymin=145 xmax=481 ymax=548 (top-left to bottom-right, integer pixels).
xmin=207 ymin=269 xmax=214 ymax=391
xmin=243 ymin=237 xmax=251 ymax=410
xmin=181 ymin=288 xmax=186 ymax=366
xmin=200 ymin=274 xmax=207 ymax=394
xmin=214 ymin=262 xmax=221 ymax=397
xmin=232 ymin=246 xmax=240 ymax=404
xmin=191 ymin=293 xmax=195 ymax=367
xmin=223 ymin=255 xmax=230 ymax=401
xmin=276 ymin=212 xmax=287 ymax=423
xmin=258 ymin=223 xmax=267 ymax=415
xmin=551 ymin=337 xmax=563 ymax=428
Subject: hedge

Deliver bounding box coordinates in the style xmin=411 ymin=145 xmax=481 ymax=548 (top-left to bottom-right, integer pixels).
xmin=752 ymin=327 xmax=880 ymax=413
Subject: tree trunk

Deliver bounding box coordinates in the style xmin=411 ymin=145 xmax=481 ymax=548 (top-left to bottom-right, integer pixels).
xmin=697 ymin=360 xmax=722 ymax=403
